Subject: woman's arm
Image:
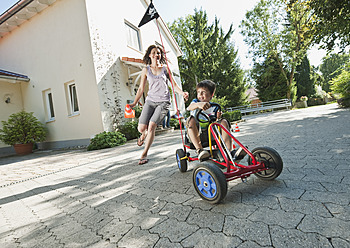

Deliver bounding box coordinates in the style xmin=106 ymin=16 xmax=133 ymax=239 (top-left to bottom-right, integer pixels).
xmin=129 ymin=67 xmax=147 ymax=108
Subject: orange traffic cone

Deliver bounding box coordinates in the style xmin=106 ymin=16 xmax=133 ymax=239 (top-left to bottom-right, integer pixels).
xmin=124 ymin=104 xmax=135 ymax=118
xmin=234 ymin=123 xmax=240 ymax=132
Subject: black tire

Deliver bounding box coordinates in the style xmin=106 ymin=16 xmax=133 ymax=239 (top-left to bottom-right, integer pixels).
xmin=248 ymin=147 xmax=283 ymax=180
xmin=192 ymin=162 xmax=227 ymax=204
xmin=176 ymin=149 xmax=188 ymax=172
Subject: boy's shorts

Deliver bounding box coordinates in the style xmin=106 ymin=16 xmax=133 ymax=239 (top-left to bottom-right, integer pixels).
xmin=139 ymin=100 xmax=170 ymax=125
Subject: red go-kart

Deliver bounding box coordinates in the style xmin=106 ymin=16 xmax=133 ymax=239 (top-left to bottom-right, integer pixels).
xmin=175 ymin=103 xmax=283 ymax=204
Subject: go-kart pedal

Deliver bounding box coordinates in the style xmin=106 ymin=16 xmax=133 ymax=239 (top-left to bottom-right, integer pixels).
xmin=197 ymin=148 xmax=210 ymax=161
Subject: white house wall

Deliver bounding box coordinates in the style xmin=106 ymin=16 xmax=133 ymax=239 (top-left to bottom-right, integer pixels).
xmin=0 ymin=0 xmax=104 ymax=150
xmin=84 ymin=0 xmax=186 ymax=130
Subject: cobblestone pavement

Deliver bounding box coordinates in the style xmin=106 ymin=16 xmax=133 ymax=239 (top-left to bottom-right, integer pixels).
xmin=0 ymin=103 xmax=349 ymax=247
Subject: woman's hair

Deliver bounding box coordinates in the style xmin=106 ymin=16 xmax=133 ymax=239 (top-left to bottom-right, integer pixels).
xmin=143 ymin=45 xmax=166 ymax=65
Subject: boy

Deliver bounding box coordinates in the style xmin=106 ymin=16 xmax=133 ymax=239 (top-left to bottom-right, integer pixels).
xmin=186 ymin=80 xmax=232 ymax=161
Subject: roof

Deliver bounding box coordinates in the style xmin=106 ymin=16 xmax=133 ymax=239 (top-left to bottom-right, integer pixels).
xmin=245 ymin=87 xmax=259 ymax=101
xmin=0 ymin=69 xmax=30 ymax=82
xmin=0 ymin=0 xmax=57 ymax=38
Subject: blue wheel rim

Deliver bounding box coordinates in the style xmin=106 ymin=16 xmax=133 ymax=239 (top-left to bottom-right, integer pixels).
xmin=176 ymin=153 xmax=181 ymax=169
xmin=195 ymin=170 xmax=217 ymax=199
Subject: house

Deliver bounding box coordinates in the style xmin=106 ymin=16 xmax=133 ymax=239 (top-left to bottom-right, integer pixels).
xmin=245 ymin=87 xmax=261 ymax=105
xmin=0 ymin=0 xmax=186 ymax=155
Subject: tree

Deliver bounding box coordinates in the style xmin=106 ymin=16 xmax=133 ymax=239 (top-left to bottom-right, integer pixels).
xmin=240 ymin=0 xmax=315 ymax=101
xmin=319 ymin=53 xmax=350 ymax=92
xmin=169 ymin=9 xmax=246 ymax=107
xmin=251 ymin=54 xmax=289 ymax=102
xmin=295 ymin=55 xmax=315 ymax=98
xmin=331 ymin=61 xmax=350 ymax=107
xmin=309 ymin=0 xmax=350 ymax=51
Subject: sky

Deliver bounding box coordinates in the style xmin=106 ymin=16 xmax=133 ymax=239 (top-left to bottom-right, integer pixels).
xmin=0 ymin=0 xmax=326 ymax=70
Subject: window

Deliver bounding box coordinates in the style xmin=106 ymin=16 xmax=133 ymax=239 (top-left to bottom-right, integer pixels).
xmin=43 ymin=89 xmax=55 ymax=122
xmin=65 ymin=82 xmax=79 ymax=116
xmin=125 ymin=21 xmax=141 ymax=51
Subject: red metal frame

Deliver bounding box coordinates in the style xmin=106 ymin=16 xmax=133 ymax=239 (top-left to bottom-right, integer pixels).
xmin=185 ymin=122 xmax=268 ymax=182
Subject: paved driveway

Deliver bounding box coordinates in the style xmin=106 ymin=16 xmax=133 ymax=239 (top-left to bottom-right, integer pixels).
xmin=0 ymin=103 xmax=349 ymax=247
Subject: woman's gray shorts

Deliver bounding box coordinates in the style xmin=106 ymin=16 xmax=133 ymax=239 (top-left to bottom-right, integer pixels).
xmin=139 ymin=100 xmax=170 ymax=125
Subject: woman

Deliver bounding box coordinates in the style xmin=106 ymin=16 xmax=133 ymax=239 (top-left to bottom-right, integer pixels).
xmin=129 ymin=45 xmax=188 ymax=165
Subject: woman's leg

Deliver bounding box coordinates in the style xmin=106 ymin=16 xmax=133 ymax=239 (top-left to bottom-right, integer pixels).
xmin=140 ymin=121 xmax=157 ymax=159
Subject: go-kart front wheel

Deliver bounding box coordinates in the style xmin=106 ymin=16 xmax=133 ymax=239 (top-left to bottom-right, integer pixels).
xmin=176 ymin=149 xmax=188 ymax=172
xmin=192 ymin=162 xmax=227 ymax=204
xmin=248 ymin=147 xmax=283 ymax=180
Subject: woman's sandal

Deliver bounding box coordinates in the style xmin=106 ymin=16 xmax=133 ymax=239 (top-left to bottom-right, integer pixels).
xmin=137 ymin=133 xmax=147 ymax=146
xmin=138 ymin=158 xmax=148 ymax=165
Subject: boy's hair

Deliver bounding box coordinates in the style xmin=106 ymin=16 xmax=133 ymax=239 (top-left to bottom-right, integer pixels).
xmin=196 ymin=80 xmax=216 ymax=95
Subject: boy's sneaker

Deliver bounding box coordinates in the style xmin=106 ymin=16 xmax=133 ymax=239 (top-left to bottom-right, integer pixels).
xmin=231 ymin=147 xmax=247 ymax=161
xmin=197 ymin=149 xmax=210 ymax=161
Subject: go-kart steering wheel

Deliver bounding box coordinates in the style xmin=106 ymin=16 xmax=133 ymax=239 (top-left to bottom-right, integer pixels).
xmin=195 ymin=103 xmax=221 ymax=124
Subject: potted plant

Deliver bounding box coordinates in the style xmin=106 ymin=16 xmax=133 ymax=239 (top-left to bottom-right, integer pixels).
xmin=0 ymin=111 xmax=46 ymax=155
xmin=300 ymin=96 xmax=308 ymax=108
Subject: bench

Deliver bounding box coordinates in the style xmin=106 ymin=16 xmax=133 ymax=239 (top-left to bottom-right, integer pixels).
xmin=227 ymin=99 xmax=291 ymax=115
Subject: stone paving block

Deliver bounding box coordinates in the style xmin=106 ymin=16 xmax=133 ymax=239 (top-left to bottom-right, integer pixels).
xmin=110 ymin=204 xmax=139 ymax=221
xmin=97 ymin=219 xmax=132 ymax=243
xmin=330 ymin=237 xmax=350 ymax=248
xmin=270 ymin=225 xmax=332 ymax=247
xmin=158 ymin=202 xmax=191 ymax=222
xmin=58 ymin=228 xmax=102 ymax=247
xmin=279 ymin=197 xmax=332 ymax=218
xmin=324 ymin=203 xmax=350 ymax=221
xmin=241 ymin=192 xmax=281 ymax=210
xmin=181 ymin=228 xmax=242 ymax=248
xmin=126 ymin=212 xmax=167 ymax=230
xmin=186 ymin=208 xmax=225 ymax=232
xmin=223 ymin=216 xmax=271 ymax=246
xmin=154 ymin=237 xmax=182 ymax=248
xmin=301 ymin=190 xmax=349 ymax=205
xmin=211 ymin=203 xmax=258 ymax=219
xmin=320 ymin=182 xmax=349 ymax=193
xmin=298 ymin=215 xmax=350 ymax=241
xmin=238 ymin=240 xmax=273 ymax=247
xmin=118 ymin=226 xmax=159 ymax=248
xmin=248 ymin=207 xmax=304 ymax=229
xmin=150 ymin=218 xmax=199 ymax=243
xmin=283 ymin=179 xmax=325 ymax=191
xmin=260 ymin=185 xmax=305 ymax=199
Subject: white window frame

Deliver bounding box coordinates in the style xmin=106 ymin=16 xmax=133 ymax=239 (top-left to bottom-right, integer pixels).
xmin=125 ymin=21 xmax=142 ymax=51
xmin=43 ymin=89 xmax=55 ymax=122
xmin=65 ymin=81 xmax=80 ymax=116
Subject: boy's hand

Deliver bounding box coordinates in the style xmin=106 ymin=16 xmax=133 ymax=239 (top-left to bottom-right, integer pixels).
xmin=198 ymin=102 xmax=211 ymax=110
xmin=183 ymin=92 xmax=189 ymax=101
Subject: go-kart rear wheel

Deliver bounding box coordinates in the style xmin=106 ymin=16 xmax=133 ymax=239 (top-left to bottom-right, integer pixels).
xmin=176 ymin=149 xmax=188 ymax=172
xmin=248 ymin=147 xmax=283 ymax=180
xmin=192 ymin=162 xmax=227 ymax=204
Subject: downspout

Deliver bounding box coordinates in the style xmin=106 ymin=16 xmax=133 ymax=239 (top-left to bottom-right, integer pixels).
xmin=0 ymin=0 xmax=34 ymax=25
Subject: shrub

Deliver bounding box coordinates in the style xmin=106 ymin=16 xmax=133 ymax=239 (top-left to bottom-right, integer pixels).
xmin=134 ymin=105 xmax=142 ymax=118
xmin=170 ymin=118 xmax=182 ymax=129
xmin=118 ymin=121 xmax=140 ymax=140
xmin=222 ymin=110 xmax=242 ymax=122
xmin=0 ymin=111 xmax=46 ymax=145
xmin=87 ymin=131 xmax=126 ymax=151
xmin=331 ymin=62 xmax=350 ymax=108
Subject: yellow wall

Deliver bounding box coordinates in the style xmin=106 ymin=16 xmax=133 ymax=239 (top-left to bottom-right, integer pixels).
xmin=0 ymin=0 xmax=104 ymax=149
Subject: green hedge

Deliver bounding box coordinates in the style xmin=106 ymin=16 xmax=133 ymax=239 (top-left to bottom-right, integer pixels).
xmin=118 ymin=121 xmax=140 ymax=140
xmin=87 ymin=131 xmax=126 ymax=151
xmin=222 ymin=110 xmax=242 ymax=122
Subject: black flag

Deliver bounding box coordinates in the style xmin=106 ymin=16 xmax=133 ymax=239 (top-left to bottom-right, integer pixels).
xmin=138 ymin=2 xmax=160 ymax=27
